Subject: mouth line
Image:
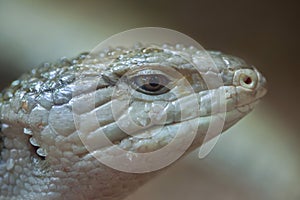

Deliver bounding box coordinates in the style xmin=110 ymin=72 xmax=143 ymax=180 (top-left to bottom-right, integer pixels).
xmin=236 ymin=99 xmax=261 ymax=113
xmin=109 ymin=99 xmax=259 ymax=147
xmin=168 ymin=98 xmax=260 ymax=126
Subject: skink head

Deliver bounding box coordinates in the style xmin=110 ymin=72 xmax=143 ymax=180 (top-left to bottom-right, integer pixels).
xmin=68 ymin=45 xmax=268 ymax=168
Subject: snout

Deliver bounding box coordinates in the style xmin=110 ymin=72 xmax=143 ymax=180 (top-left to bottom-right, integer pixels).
xmin=254 ymin=67 xmax=268 ymax=99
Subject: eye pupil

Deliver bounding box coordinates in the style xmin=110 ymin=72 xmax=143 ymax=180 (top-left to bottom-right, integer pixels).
xmin=149 ymin=82 xmax=159 ymax=87
xmin=141 ymin=82 xmax=163 ymax=91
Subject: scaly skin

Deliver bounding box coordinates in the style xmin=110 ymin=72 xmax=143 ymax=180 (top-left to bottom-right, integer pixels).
xmin=0 ymin=45 xmax=267 ymax=200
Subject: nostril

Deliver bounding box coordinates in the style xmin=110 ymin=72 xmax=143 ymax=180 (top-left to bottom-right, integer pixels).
xmin=234 ymin=69 xmax=258 ymax=89
xmin=243 ymin=76 xmax=252 ymax=85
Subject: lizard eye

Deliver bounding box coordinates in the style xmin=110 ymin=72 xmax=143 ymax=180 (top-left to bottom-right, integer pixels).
xmin=131 ymin=74 xmax=171 ymax=95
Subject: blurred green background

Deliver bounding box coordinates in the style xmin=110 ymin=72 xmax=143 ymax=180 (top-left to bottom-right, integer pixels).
xmin=0 ymin=1 xmax=299 ymax=200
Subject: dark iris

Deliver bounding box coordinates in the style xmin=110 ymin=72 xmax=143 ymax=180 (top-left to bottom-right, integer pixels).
xmin=132 ymin=74 xmax=170 ymax=95
xmin=141 ymin=82 xmax=164 ymax=92
xmin=141 ymin=76 xmax=162 ymax=91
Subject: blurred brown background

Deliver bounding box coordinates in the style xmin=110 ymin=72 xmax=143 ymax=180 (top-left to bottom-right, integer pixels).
xmin=0 ymin=1 xmax=299 ymax=200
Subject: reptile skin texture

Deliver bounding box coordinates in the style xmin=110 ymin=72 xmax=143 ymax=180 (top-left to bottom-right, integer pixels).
xmin=0 ymin=44 xmax=267 ymax=200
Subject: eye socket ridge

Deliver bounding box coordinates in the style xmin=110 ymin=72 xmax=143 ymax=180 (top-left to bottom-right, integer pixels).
xmin=130 ymin=74 xmax=171 ymax=95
